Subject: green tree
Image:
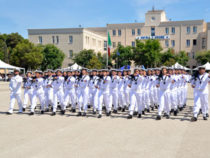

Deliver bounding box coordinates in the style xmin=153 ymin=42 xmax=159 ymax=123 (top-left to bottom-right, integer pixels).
xmin=86 ymin=55 xmax=102 ymax=69
xmin=10 ymin=39 xmax=43 ymax=70
xmin=73 ymin=49 xmax=96 ymax=67
xmin=133 ymin=39 xmax=162 ymax=67
xmin=41 ymin=44 xmax=65 ymax=70
xmin=175 ymin=51 xmax=189 ymax=66
xmin=96 ymin=52 xmax=111 ymax=68
xmin=161 ymin=48 xmax=176 ymax=66
xmin=196 ymin=51 xmax=210 ymax=65
xmin=0 ymin=33 xmax=24 ymax=63
xmin=112 ymin=44 xmax=133 ymax=68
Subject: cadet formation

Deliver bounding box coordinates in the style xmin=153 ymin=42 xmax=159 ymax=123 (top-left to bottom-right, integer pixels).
xmin=7 ymin=66 xmax=210 ymax=121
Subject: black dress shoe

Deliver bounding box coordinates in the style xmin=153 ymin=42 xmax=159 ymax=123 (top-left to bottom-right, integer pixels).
xmin=29 ymin=112 xmax=34 ymax=115
xmin=92 ymin=111 xmax=96 ymax=115
xmin=71 ymin=109 xmax=76 ymax=113
xmin=22 ymin=108 xmax=26 ymax=112
xmin=98 ymin=114 xmax=102 ymax=118
xmin=61 ymin=110 xmax=65 ymax=115
xmin=166 ymin=115 xmax=170 ymax=119
xmin=88 ymin=105 xmax=91 ymax=109
xmin=163 ymin=113 xmax=167 ymax=117
xmin=151 ymin=107 xmax=154 ymax=111
xmin=82 ymin=112 xmax=86 ymax=116
xmin=174 ymin=110 xmax=178 ymax=116
xmin=118 ymin=107 xmax=122 ymax=111
xmin=6 ymin=112 xmax=12 ymax=115
xmin=41 ymin=110 xmax=44 ymax=114
xmin=142 ymin=111 xmax=145 ymax=115
xmin=137 ymin=114 xmax=141 ymax=118
xmin=77 ymin=112 xmax=82 ymax=116
xmin=206 ymin=113 xmax=209 ymax=118
xmin=179 ymin=107 xmax=183 ymax=111
xmin=113 ymin=109 xmax=117 ymax=114
xmin=51 ymin=112 xmax=56 ymax=116
xmin=45 ymin=108 xmax=49 ymax=112
xmin=203 ymin=117 xmax=208 ymax=120
xmin=122 ymin=107 xmax=125 ymax=112
xmin=127 ymin=115 xmax=133 ymax=119
xmin=147 ymin=109 xmax=150 ymax=113
xmin=156 ymin=115 xmax=161 ymax=120
xmin=191 ymin=117 xmax=197 ymax=122
xmin=106 ymin=112 xmax=111 ymax=116
xmin=133 ymin=111 xmax=138 ymax=116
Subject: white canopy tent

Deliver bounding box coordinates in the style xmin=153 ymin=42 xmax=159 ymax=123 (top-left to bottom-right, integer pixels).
xmin=0 ymin=59 xmax=25 ymax=74
xmin=63 ymin=63 xmax=83 ymax=70
xmin=193 ymin=62 xmax=210 ymax=71
xmin=172 ymin=62 xmax=191 ymax=71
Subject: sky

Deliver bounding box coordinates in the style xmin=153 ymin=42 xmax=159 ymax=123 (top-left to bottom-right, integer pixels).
xmin=0 ymin=0 xmax=210 ymax=38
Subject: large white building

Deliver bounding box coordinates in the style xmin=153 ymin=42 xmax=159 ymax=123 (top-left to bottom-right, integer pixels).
xmin=28 ymin=9 xmax=210 ymax=68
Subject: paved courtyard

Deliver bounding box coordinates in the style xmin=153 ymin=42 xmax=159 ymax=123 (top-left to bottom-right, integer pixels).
xmin=0 ymin=82 xmax=209 ymax=158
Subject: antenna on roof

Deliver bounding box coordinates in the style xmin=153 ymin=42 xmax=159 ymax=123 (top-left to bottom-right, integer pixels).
xmin=78 ymin=24 xmax=82 ymax=28
xmin=152 ymin=6 xmax=155 ymax=11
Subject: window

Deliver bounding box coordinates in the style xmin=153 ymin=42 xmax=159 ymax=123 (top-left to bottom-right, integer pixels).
xmin=132 ymin=41 xmax=135 ymax=47
xmin=202 ymin=38 xmax=206 ymax=49
xmin=165 ymin=28 xmax=169 ymax=35
xmin=165 ymin=40 xmax=169 ymax=47
xmin=187 ymin=26 xmax=191 ymax=34
xmin=193 ymin=39 xmax=197 ymax=46
xmin=118 ymin=30 xmax=121 ymax=36
xmin=56 ymin=36 xmax=59 ymax=44
xmin=132 ymin=29 xmax=135 ymax=36
xmin=186 ymin=40 xmax=190 ymax=47
xmin=171 ymin=27 xmax=175 ymax=34
xmin=118 ymin=42 xmax=121 ymax=46
xmin=171 ymin=40 xmax=175 ymax=47
xmin=113 ymin=42 xmax=116 ymax=48
xmin=187 ymin=52 xmax=190 ymax=57
xmin=38 ymin=36 xmax=42 ymax=44
xmin=151 ymin=27 xmax=155 ymax=36
xmin=69 ymin=36 xmax=73 ymax=44
xmin=68 ymin=50 xmax=73 ymax=59
xmin=193 ymin=26 xmax=197 ymax=34
xmin=137 ymin=29 xmax=141 ymax=35
xmin=104 ymin=41 xmax=107 ymax=51
xmin=52 ymin=36 xmax=55 ymax=44
xmin=113 ymin=30 xmax=116 ymax=36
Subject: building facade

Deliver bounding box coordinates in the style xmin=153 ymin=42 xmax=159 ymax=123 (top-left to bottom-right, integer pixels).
xmin=28 ymin=9 xmax=210 ymax=68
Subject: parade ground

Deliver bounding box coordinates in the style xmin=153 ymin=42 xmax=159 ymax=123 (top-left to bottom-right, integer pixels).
xmin=0 ymin=82 xmax=209 ymax=158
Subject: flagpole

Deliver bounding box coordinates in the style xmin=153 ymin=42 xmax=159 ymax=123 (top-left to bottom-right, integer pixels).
xmin=106 ymin=30 xmax=108 ymax=69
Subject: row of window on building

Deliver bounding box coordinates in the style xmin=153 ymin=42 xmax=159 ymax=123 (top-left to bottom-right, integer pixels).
xmin=38 ymin=35 xmax=73 ymax=44
xmin=165 ymin=38 xmax=206 ymax=49
xmin=111 ymin=26 xmax=198 ymax=37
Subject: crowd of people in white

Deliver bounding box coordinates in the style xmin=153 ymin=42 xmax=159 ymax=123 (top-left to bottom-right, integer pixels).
xmin=7 ymin=66 xmax=210 ymax=121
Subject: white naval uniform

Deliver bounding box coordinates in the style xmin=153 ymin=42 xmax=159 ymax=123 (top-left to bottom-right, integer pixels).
xmin=98 ymin=76 xmax=112 ymax=114
xmin=89 ymin=75 xmax=100 ymax=112
xmin=31 ymin=78 xmax=45 ymax=112
xmin=52 ymin=76 xmax=65 ymax=112
xmin=63 ymin=76 xmax=76 ymax=110
xmin=157 ymin=75 xmax=173 ymax=116
xmin=118 ymin=76 xmax=126 ymax=108
xmin=23 ymin=77 xmax=33 ymax=109
xmin=129 ymin=75 xmax=144 ymax=115
xmin=44 ymin=76 xmax=54 ymax=109
xmin=110 ymin=75 xmax=120 ymax=110
xmin=78 ymin=75 xmax=90 ymax=112
xmin=192 ymin=73 xmax=209 ymax=117
xmin=123 ymin=75 xmax=131 ymax=106
xmin=170 ymin=74 xmax=178 ymax=110
xmin=8 ymin=75 xmax=23 ymax=113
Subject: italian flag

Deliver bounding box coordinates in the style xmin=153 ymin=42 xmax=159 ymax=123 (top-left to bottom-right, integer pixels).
xmin=108 ymin=32 xmax=112 ymax=57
